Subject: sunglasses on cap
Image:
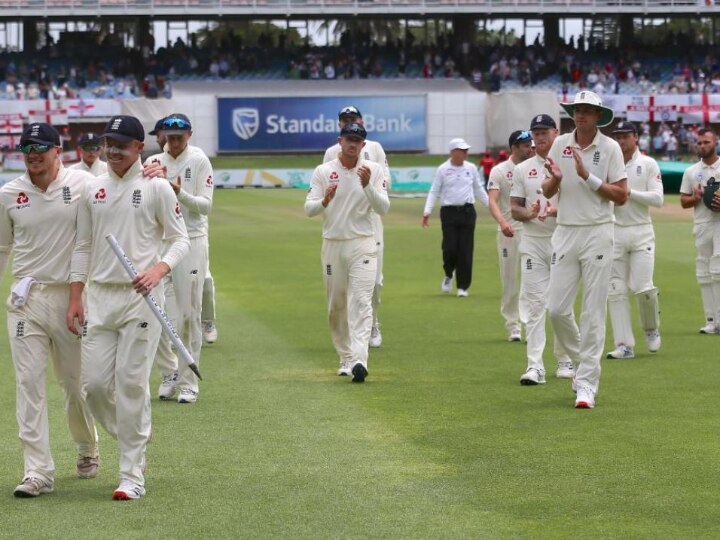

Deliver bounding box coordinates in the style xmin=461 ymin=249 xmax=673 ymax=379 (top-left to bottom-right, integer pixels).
xmin=163 ymin=117 xmax=190 ymax=129
xmin=19 ymin=143 xmax=54 ymax=154
xmin=515 ymin=131 xmax=532 ymax=142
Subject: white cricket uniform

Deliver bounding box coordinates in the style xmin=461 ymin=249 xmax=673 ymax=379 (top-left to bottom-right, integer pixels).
xmin=0 ymin=165 xmax=97 ymax=485
xmin=305 ymin=158 xmax=389 ymax=372
xmin=511 ymin=155 xmax=565 ymax=372
xmin=69 ymin=158 xmax=108 ymax=177
xmin=75 ymin=158 xmax=189 ymax=487
xmin=608 ymin=150 xmax=663 ymax=348
xmin=488 ymin=159 xmax=523 ymax=334
xmin=146 ymin=144 xmax=213 ymax=393
xmin=679 ymin=158 xmax=720 ymax=323
xmin=546 ymin=130 xmax=626 ymax=394
xmin=324 ymin=139 xmax=389 ymax=328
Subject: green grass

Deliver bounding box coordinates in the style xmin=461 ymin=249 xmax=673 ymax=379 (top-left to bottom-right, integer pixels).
xmin=1 ymin=192 xmax=719 ymax=538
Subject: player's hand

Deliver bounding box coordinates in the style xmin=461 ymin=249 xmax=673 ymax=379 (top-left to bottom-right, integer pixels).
xmin=171 ymin=176 xmax=182 ymax=195
xmin=66 ymin=298 xmax=85 ymax=336
xmin=358 ymin=165 xmax=371 ymax=188
xmin=571 ymin=148 xmax=589 ymax=181
xmin=544 ymin=157 xmax=562 ymax=182
xmin=133 ymin=262 xmax=169 ymax=295
xmin=712 ymin=191 xmax=720 ymax=211
xmin=422 ymin=214 xmax=430 ymax=228
xmin=528 ymin=199 xmax=541 ymax=220
xmin=545 ymin=200 xmax=557 ymax=218
xmin=501 ymin=221 xmax=515 ymax=238
xmin=695 ymin=183 xmax=704 ymax=205
xmin=143 ymin=160 xmax=166 ymax=179
xmin=322 ymin=183 xmax=338 ymax=207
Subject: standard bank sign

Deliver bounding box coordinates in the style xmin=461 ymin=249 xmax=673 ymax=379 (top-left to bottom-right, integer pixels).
xmin=217 ymin=96 xmax=426 ymax=152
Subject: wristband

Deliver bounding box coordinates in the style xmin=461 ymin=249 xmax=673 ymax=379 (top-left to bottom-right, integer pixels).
xmin=585 ymin=174 xmax=603 ymax=191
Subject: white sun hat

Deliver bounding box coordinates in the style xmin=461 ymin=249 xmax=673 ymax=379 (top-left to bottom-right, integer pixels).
xmin=560 ymin=90 xmax=614 ymax=128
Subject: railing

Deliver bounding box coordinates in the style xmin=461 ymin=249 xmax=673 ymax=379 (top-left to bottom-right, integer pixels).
xmin=0 ymin=0 xmax=715 ymax=15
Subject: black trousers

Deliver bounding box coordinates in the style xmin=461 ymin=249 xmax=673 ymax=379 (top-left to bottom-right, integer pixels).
xmin=440 ymin=204 xmax=476 ymax=290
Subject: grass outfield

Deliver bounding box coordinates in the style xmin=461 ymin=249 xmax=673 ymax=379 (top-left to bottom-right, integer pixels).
xmin=1 ymin=191 xmax=719 ymax=538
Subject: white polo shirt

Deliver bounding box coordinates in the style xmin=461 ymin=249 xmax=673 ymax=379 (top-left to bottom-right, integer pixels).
xmin=680 ymin=157 xmax=720 ymax=226
xmin=305 ymin=158 xmax=389 ymax=240
xmin=511 ymin=154 xmax=557 ymax=238
xmin=423 ymin=159 xmax=488 ymax=215
xmin=488 ymin=159 xmax=523 ymax=232
xmin=146 ymin=144 xmax=213 ymax=238
xmin=69 ymin=158 xmax=108 ymax=177
xmin=615 ymin=149 xmax=664 ymax=227
xmin=75 ymin=159 xmax=190 ymax=284
xmin=0 ymin=165 xmax=94 ymax=283
xmin=547 ymin=129 xmax=626 ymax=226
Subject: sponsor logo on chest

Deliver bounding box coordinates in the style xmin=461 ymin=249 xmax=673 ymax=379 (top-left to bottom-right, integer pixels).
xmin=15 ymin=192 xmax=30 ymax=210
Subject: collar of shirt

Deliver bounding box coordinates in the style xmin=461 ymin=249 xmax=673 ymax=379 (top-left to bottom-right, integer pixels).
xmin=570 ymin=128 xmax=602 ymax=150
xmin=164 ymin=145 xmax=190 ymax=162
xmin=23 ymin=163 xmax=68 ymax=194
xmin=108 ymin=158 xmax=143 ymax=182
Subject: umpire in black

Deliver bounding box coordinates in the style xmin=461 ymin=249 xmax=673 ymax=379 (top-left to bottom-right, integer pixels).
xmin=422 ymin=138 xmax=489 ymax=297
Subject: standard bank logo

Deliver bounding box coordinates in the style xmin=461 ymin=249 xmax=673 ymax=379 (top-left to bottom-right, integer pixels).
xmin=233 ymin=108 xmax=260 ymax=140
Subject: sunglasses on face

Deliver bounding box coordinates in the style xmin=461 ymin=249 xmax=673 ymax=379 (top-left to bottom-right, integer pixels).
xmin=19 ymin=143 xmax=53 ymax=154
xmin=163 ymin=117 xmax=190 ymax=129
xmin=81 ymin=145 xmax=101 ymax=152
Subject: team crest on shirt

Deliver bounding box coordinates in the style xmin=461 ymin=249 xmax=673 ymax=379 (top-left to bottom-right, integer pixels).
xmin=62 ymin=186 xmax=72 ymax=205
xmin=184 ymin=168 xmax=192 ymax=182
xmin=636 ymin=165 xmax=642 ymax=175
xmin=15 ymin=192 xmax=30 ymax=209
xmin=132 ymin=189 xmax=142 ymax=208
xmin=593 ymin=151 xmax=600 ymax=165
xmin=93 ymin=188 xmax=107 ymax=204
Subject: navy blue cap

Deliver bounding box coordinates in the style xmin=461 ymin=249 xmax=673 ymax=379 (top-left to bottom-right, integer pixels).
xmin=78 ymin=132 xmax=101 ymax=146
xmin=612 ymin=121 xmax=638 ymax=134
xmin=102 ymin=115 xmax=145 ymax=142
xmin=338 ymin=106 xmax=362 ymax=119
xmin=530 ymin=114 xmax=557 ymax=130
xmin=509 ymin=130 xmax=532 ymax=147
xmin=148 ymin=117 xmax=166 ymax=136
xmin=20 ymin=123 xmax=61 ymax=146
xmin=340 ymin=123 xmax=367 ymax=140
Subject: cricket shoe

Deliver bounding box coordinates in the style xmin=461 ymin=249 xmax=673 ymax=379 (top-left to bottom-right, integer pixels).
xmin=14 ymin=477 xmax=53 ymax=498
xmin=112 ymin=480 xmax=146 ymax=501
xmin=337 ymin=360 xmax=352 ymax=376
xmin=457 ymin=289 xmax=468 ymax=297
xmin=158 ymin=371 xmax=178 ymax=400
xmin=520 ymin=367 xmax=546 ymax=385
xmin=77 ymin=455 xmax=100 ymax=479
xmin=177 ymin=387 xmax=198 ymax=404
xmin=645 ymin=329 xmax=661 ymax=353
xmin=441 ymin=276 xmax=452 ymax=294
xmin=574 ymin=385 xmax=596 ymax=409
xmin=699 ymin=320 xmax=719 ymax=334
xmin=369 ymin=326 xmax=382 ymax=348
xmin=606 ymin=345 xmax=634 ymax=359
xmin=351 ymin=362 xmax=368 ymax=383
xmin=507 ymin=328 xmax=522 ymax=342
xmin=556 ymin=358 xmax=575 ymax=379
xmin=203 ymin=320 xmax=218 ymax=344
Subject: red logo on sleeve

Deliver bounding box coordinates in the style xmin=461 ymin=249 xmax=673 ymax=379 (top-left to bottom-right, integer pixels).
xmin=16 ymin=192 xmax=29 ymax=204
xmin=206 ymin=175 xmax=213 ymax=186
xmin=174 ymin=202 xmax=182 ymax=217
xmin=95 ymin=188 xmax=106 ymax=200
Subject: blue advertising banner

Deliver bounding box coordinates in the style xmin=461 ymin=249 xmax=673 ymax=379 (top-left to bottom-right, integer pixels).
xmin=217 ymin=96 xmax=426 ymax=152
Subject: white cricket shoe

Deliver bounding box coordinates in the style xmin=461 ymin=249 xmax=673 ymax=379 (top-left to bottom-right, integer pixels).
xmin=575 ymin=385 xmax=596 ymax=409
xmin=177 ymin=387 xmax=198 ymax=404
xmin=699 ymin=320 xmax=719 ymax=334
xmin=337 ymin=360 xmax=351 ymax=376
xmin=369 ymin=327 xmax=382 ymax=348
xmin=645 ymin=329 xmax=661 ymax=352
xmin=203 ymin=320 xmax=218 ymax=343
xmin=112 ymin=480 xmax=146 ymax=501
xmin=77 ymin=455 xmax=100 ymax=479
xmin=520 ymin=367 xmax=546 ymax=385
xmin=507 ymin=328 xmax=522 ymax=342
xmin=457 ymin=289 xmax=468 ymax=297
xmin=158 ymin=371 xmax=178 ymax=400
xmin=441 ymin=276 xmax=452 ymax=294
xmin=14 ymin=477 xmax=53 ymax=498
xmin=606 ymin=345 xmax=635 ymax=359
xmin=556 ymin=358 xmax=575 ymax=379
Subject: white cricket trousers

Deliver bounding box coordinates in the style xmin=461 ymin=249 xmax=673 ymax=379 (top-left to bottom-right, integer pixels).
xmin=519 ymin=235 xmax=567 ymax=372
xmin=7 ymin=283 xmax=97 ymax=484
xmin=82 ymin=283 xmax=163 ymax=487
xmin=693 ymin=222 xmax=720 ymax=322
xmin=372 ymin=213 xmax=384 ymax=329
xmin=322 ymin=236 xmax=377 ymax=369
xmin=496 ymin=231 xmax=522 ymax=333
xmin=201 ymin=240 xmax=216 ymax=322
xmin=608 ymin=224 xmax=656 ymax=348
xmin=547 ymin=223 xmax=614 ymax=394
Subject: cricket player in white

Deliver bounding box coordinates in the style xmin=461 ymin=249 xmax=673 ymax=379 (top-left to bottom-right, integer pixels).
xmin=488 ymin=131 xmax=533 ymax=341
xmin=323 ymin=105 xmax=389 ymax=348
xmin=510 ymin=114 xmax=574 ymax=385
xmin=146 ymin=114 xmax=213 ymax=403
xmin=69 ymin=132 xmax=108 ymax=177
xmin=1 ymin=123 xmax=98 ymax=498
xmin=543 ymin=91 xmax=628 ymax=409
xmin=606 ymin=121 xmax=664 ymax=359
xmin=74 ymin=115 xmax=190 ymax=500
xmin=679 ymin=127 xmax=720 ymax=334
xmin=305 ymin=123 xmax=389 ymax=382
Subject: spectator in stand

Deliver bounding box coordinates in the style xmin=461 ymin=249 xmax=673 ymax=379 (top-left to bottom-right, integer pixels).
xmin=479 ymin=150 xmax=495 ymax=185
xmin=652 ymin=130 xmax=665 ymax=157
xmin=667 ymin=132 xmax=679 ymax=161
